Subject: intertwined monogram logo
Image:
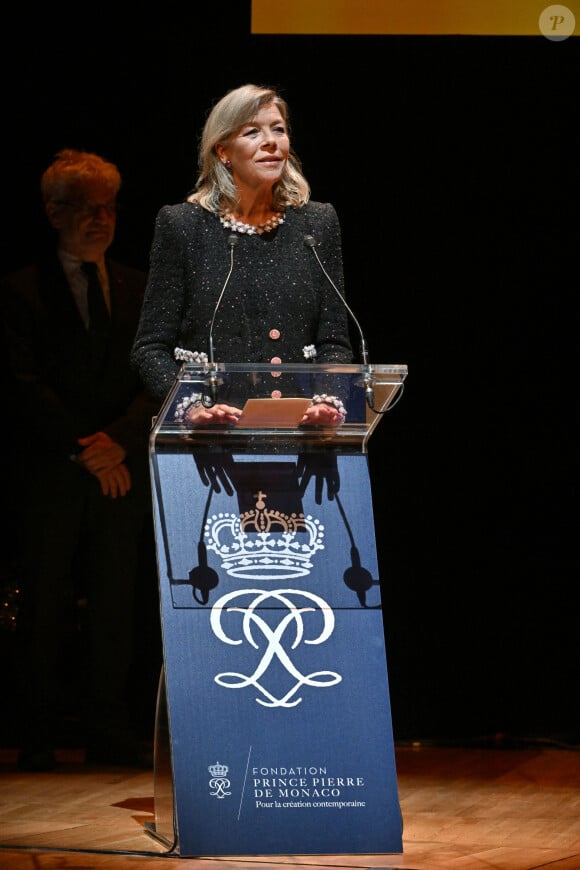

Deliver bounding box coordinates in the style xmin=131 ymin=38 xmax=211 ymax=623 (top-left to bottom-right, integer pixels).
xmin=210 ymin=589 xmax=342 ymax=707
xmin=208 ymin=762 xmax=231 ymax=799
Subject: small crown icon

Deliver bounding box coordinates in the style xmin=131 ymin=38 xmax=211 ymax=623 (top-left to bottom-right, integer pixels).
xmin=209 ymin=761 xmax=229 ymax=777
xmin=205 ymin=490 xmax=325 ymax=580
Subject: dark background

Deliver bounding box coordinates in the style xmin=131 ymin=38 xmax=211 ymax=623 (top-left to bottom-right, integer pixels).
xmin=2 ymin=5 xmax=577 ymax=745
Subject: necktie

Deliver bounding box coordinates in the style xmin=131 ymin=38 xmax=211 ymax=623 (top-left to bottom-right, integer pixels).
xmin=82 ymin=262 xmax=110 ymax=369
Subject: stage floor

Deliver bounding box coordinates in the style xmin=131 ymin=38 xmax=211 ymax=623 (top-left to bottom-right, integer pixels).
xmin=1 ymin=742 xmax=579 ymax=869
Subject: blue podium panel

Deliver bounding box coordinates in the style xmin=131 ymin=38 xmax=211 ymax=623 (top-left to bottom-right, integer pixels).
xmin=151 ymin=447 xmax=402 ymax=857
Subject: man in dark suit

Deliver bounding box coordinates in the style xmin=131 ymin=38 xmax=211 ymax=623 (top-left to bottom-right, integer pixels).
xmin=1 ymin=149 xmax=159 ymax=770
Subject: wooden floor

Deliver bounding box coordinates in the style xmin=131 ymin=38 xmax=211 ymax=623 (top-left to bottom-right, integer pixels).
xmin=1 ymin=742 xmax=579 ymax=870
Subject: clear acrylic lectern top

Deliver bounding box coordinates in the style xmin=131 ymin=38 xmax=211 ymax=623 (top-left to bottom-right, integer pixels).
xmin=150 ymin=362 xmax=407 ymax=453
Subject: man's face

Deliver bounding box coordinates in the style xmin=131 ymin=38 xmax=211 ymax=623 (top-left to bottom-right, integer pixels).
xmin=46 ymin=178 xmax=117 ymax=260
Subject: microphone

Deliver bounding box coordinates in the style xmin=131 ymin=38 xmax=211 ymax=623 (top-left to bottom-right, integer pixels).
xmin=303 ymin=234 xmax=375 ymax=409
xmin=205 ymin=233 xmax=238 ymax=406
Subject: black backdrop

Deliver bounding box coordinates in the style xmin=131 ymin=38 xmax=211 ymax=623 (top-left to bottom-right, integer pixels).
xmin=3 ymin=5 xmax=578 ymax=744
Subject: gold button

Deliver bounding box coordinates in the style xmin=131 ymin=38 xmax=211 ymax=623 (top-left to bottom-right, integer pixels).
xmin=271 ymin=389 xmax=282 ymax=399
xmin=270 ymin=356 xmax=282 ymax=364
xmin=269 ymin=329 xmax=281 ymax=340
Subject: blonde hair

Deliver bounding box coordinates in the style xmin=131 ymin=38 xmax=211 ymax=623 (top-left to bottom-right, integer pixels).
xmin=40 ymin=148 xmax=121 ymax=204
xmin=188 ymin=84 xmax=310 ymax=213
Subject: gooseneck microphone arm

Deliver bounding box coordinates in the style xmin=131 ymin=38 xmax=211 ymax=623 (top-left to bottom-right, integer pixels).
xmin=209 ymin=233 xmax=239 ymax=366
xmin=304 ymin=235 xmax=370 ymax=366
xmin=203 ymin=232 xmax=239 ymax=407
xmin=304 ymin=234 xmax=376 ymax=411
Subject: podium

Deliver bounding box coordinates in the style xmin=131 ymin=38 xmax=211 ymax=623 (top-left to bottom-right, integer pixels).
xmin=146 ymin=362 xmax=407 ymax=857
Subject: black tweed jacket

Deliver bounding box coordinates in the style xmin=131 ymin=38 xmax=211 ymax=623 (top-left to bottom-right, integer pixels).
xmin=131 ymin=200 xmax=354 ymax=404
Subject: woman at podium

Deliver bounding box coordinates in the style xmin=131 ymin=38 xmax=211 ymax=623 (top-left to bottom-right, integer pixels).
xmin=131 ymin=83 xmax=353 ymax=426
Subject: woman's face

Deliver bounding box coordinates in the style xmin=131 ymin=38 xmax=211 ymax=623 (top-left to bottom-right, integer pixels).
xmin=217 ymin=102 xmax=290 ymax=193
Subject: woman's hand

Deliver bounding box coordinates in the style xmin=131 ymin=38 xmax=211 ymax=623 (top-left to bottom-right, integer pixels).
xmin=301 ymin=403 xmax=344 ymax=427
xmin=185 ymin=402 xmax=243 ymax=426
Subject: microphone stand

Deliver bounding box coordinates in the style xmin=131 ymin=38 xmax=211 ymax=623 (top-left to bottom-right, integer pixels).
xmin=203 ymin=233 xmax=239 ymax=407
xmin=304 ymin=235 xmax=376 ymax=412
xmin=359 ymin=338 xmax=375 ymax=412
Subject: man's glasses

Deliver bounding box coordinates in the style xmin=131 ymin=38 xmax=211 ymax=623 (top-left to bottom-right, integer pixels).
xmin=55 ymin=200 xmax=118 ymax=218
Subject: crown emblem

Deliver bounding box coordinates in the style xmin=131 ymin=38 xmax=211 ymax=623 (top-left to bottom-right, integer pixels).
xmin=208 ymin=761 xmax=229 ymax=777
xmin=205 ymin=491 xmax=325 ymax=580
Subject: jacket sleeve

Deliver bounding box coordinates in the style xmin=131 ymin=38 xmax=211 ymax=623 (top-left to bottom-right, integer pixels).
xmin=131 ymin=205 xmax=190 ymax=403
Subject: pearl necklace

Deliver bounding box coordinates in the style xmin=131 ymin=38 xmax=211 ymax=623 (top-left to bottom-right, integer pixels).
xmin=219 ymin=211 xmax=285 ymax=235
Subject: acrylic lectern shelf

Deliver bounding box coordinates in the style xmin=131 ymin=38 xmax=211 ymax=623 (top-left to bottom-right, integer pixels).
xmin=150 ymin=362 xmax=408 ymax=453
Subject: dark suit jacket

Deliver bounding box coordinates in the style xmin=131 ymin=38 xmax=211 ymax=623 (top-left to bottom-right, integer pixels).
xmin=2 ymin=253 xmax=156 ymax=464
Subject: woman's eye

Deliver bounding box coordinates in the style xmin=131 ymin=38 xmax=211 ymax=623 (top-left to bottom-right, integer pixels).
xmin=243 ymin=127 xmax=258 ymax=137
